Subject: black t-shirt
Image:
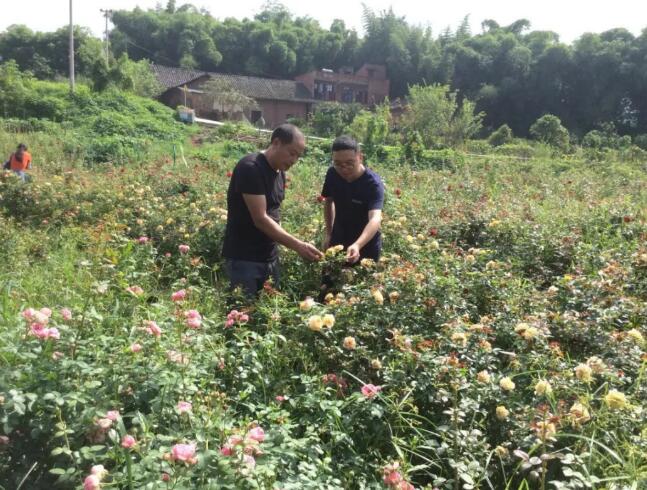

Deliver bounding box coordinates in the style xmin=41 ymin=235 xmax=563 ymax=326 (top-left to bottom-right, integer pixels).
xmin=222 ymin=153 xmax=285 ymax=262
xmin=321 ymin=166 xmax=385 ymax=260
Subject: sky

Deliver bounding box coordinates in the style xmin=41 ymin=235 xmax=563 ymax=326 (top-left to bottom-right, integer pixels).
xmin=1 ymin=0 xmax=645 ymax=44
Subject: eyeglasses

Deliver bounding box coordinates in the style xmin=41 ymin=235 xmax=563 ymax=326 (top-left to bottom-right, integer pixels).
xmin=332 ymin=161 xmax=356 ymax=169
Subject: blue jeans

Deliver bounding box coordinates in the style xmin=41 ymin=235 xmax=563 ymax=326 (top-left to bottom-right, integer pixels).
xmin=225 ymin=258 xmax=280 ymax=297
xmin=13 ymin=170 xmax=28 ymax=182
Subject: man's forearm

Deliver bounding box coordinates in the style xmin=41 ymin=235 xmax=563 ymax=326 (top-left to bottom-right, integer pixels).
xmin=253 ymin=215 xmax=303 ymax=251
xmin=323 ymin=201 xmax=335 ymax=237
xmin=353 ymin=219 xmax=381 ymax=249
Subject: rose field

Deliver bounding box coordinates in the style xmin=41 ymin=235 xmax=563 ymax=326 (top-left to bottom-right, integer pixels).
xmin=0 ymin=127 xmax=646 ymax=489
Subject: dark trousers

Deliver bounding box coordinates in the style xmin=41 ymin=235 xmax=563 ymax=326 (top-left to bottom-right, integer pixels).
xmin=225 ymin=258 xmax=280 ymax=298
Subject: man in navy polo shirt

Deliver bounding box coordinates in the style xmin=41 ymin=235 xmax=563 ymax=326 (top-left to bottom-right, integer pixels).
xmin=222 ymin=124 xmax=323 ymax=297
xmin=321 ymin=135 xmax=384 ymax=263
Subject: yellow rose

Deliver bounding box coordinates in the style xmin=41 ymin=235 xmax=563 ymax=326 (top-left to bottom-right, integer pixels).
xmin=569 ymin=402 xmax=591 ymax=427
xmin=587 ymin=356 xmax=606 ymax=373
xmin=299 ymin=297 xmax=315 ymax=311
xmin=371 ymin=359 xmax=382 ymax=370
xmin=343 ymin=336 xmax=357 ymax=350
xmin=499 ymin=377 xmax=515 ymax=392
xmin=574 ymin=363 xmax=593 ymax=383
xmin=534 ymin=380 xmax=553 ymax=396
xmin=514 ymin=322 xmax=529 ymax=333
xmin=451 ymin=332 xmax=468 ymax=347
xmin=371 ymin=289 xmax=384 ymax=305
xmin=325 ymin=245 xmax=344 ymax=256
xmin=388 ymin=291 xmax=400 ymax=302
xmin=479 ymin=340 xmax=492 ymax=352
xmin=535 ymin=421 xmax=557 ymax=441
xmin=604 ymin=390 xmax=627 ymax=410
xmin=322 ymin=314 xmax=335 ymax=328
xmin=477 ymin=370 xmax=491 ymax=383
xmin=496 ymin=406 xmax=509 ymax=420
xmin=494 ymin=446 xmax=509 ymax=458
xmin=307 ymin=315 xmax=323 ymax=332
xmin=626 ymin=328 xmax=644 ymax=344
xmin=429 ymin=239 xmax=440 ymax=250
xmin=360 ymin=258 xmax=375 ymax=268
xmin=522 ymin=327 xmax=540 ymax=340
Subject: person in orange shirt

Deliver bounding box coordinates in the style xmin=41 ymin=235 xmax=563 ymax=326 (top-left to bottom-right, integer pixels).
xmin=3 ymin=143 xmax=32 ymax=182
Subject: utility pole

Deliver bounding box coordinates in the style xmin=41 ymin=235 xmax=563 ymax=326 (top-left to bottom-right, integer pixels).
xmin=100 ymin=9 xmax=113 ymax=67
xmin=69 ymin=0 xmax=75 ymax=92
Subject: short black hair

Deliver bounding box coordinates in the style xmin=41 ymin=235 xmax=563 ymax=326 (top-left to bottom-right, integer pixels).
xmin=332 ymin=135 xmax=359 ymax=152
xmin=270 ymin=124 xmax=302 ymax=145
xmin=17 ymin=143 xmax=27 ymax=151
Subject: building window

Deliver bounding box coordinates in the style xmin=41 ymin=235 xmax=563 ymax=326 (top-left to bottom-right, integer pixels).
xmin=342 ymin=87 xmax=353 ymax=103
xmin=251 ymin=110 xmax=262 ymax=124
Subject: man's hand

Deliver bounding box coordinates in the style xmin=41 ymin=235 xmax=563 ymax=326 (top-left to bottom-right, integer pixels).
xmin=346 ymin=243 xmax=361 ymax=264
xmin=297 ymin=241 xmax=324 ymax=261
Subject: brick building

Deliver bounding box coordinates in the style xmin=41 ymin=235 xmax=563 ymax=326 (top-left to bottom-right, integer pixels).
xmin=151 ymin=63 xmax=390 ymax=129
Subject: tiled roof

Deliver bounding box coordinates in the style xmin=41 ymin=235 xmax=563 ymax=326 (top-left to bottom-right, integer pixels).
xmin=151 ymin=64 xmax=316 ymax=103
xmin=151 ymin=64 xmax=207 ymax=90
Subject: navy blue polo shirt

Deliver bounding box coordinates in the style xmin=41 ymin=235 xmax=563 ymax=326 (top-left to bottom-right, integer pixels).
xmin=321 ymin=166 xmax=385 ymax=260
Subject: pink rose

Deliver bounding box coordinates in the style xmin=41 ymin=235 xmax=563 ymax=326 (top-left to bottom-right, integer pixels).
xmin=184 ymin=309 xmax=201 ymax=319
xmin=21 ymin=308 xmax=36 ymax=321
xmin=384 ymin=470 xmax=403 ymax=486
xmin=247 ymin=427 xmax=265 ymax=442
xmin=90 ymin=465 xmax=106 ymax=477
xmin=84 ymin=474 xmax=101 ymax=490
xmin=361 ymin=384 xmax=382 ymax=399
xmin=60 ymin=308 xmax=72 ymax=321
xmin=137 ymin=236 xmax=149 ymax=244
xmin=186 ymin=317 xmax=201 ymax=329
xmin=275 ymin=395 xmax=286 ymax=402
xmin=227 ymin=435 xmax=244 ymax=446
xmin=40 ymin=307 xmax=52 ymax=318
xmin=121 ymin=435 xmax=136 ymax=449
xmin=130 ymin=343 xmax=142 ymax=353
xmin=106 ymin=410 xmax=120 ymax=421
xmin=145 ymin=321 xmax=162 ymax=337
xmin=243 ymin=454 xmax=256 ymax=468
xmin=126 ymin=286 xmax=144 ymax=296
xmin=30 ymin=323 xmax=48 ymax=338
xmin=179 ymin=244 xmax=190 ymax=254
xmin=171 ymin=443 xmax=196 ymax=463
xmin=220 ymin=444 xmax=233 ymax=456
xmin=47 ymin=327 xmax=60 ymax=340
xmin=52 ymin=351 xmax=64 ymax=361
xmin=177 ymin=401 xmax=192 ymax=414
xmin=171 ymin=289 xmax=186 ymax=302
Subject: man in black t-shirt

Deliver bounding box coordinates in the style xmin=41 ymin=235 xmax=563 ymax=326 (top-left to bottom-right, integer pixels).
xmin=222 ymin=124 xmax=323 ymax=296
xmin=321 ymin=135 xmax=385 ymax=263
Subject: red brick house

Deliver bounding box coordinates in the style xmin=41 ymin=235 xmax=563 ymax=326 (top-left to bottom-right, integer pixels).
xmin=295 ymin=64 xmax=390 ymax=105
xmin=151 ymin=63 xmax=390 ymax=128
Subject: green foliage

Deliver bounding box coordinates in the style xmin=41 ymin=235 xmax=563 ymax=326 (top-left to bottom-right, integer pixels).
xmin=582 ymin=122 xmax=632 ymax=150
xmin=633 ymin=134 xmax=647 ymax=151
xmin=488 ymin=124 xmax=514 ymax=147
xmin=529 ymin=114 xmax=570 ymax=150
xmin=0 ymin=143 xmax=645 ymax=489
xmin=0 ymin=63 xmax=188 ymax=164
xmin=347 ymin=102 xmax=392 ymax=157
xmin=403 ymin=84 xmax=483 ymax=148
xmin=310 ymin=102 xmax=363 ymax=138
